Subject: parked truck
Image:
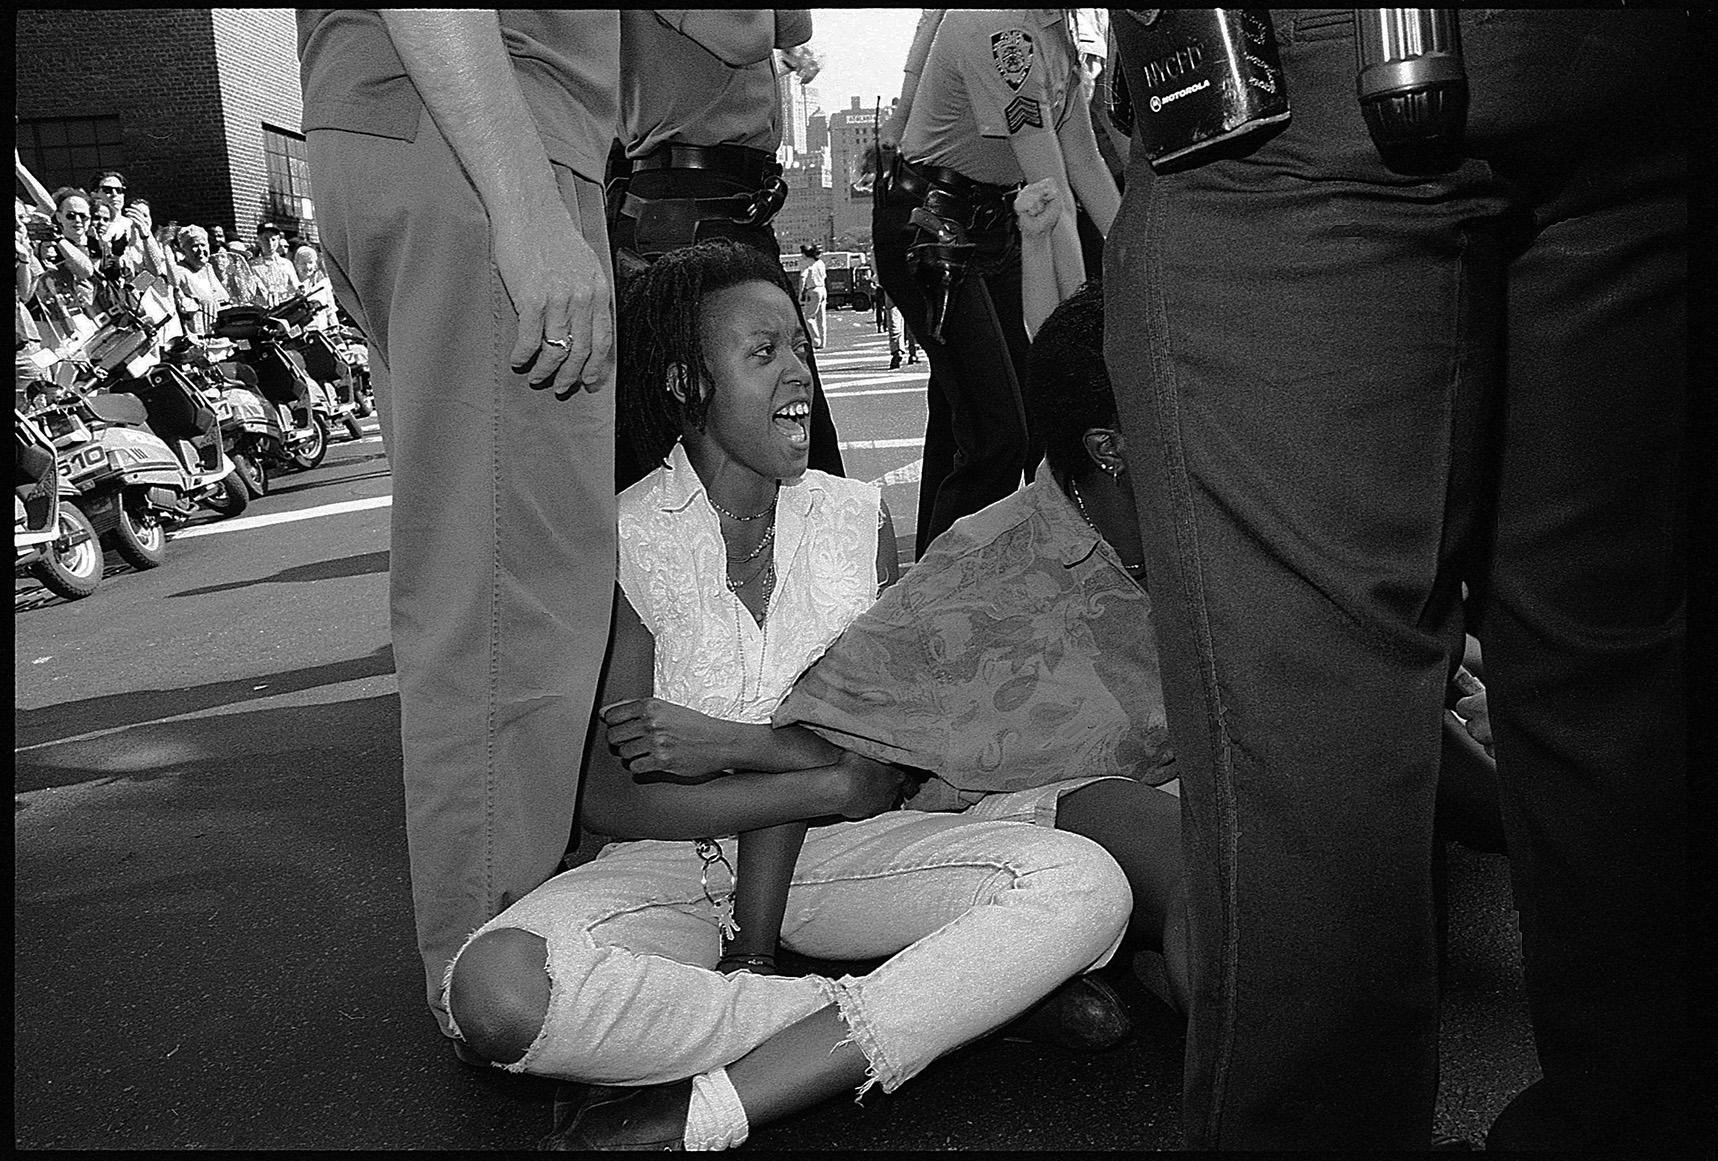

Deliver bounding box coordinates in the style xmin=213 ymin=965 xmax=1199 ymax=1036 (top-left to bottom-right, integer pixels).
xmin=780 ymin=251 xmax=874 ymax=312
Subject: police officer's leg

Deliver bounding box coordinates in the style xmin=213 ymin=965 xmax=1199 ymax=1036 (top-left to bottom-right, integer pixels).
xmin=872 ymin=196 xmax=957 ymax=557
xmin=1103 ymin=18 xmax=1486 ymax=1143
xmin=309 ymin=115 xmax=614 ymax=1039
xmin=1471 ymin=12 xmax=1696 ymax=1148
xmin=915 ymin=245 xmax=1032 ymax=548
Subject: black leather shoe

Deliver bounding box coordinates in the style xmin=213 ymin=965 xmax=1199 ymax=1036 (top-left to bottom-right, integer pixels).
xmin=541 ymin=1081 xmax=691 ymax=1151
xmin=890 ymin=353 xmax=902 ymax=369
xmin=1001 ymin=973 xmax=1133 ymax=1051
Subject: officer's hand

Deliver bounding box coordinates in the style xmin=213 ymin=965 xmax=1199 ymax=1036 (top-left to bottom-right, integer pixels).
xmin=780 ymin=43 xmax=822 ymax=85
xmin=1454 ymin=690 xmax=1494 ymax=758
xmin=1014 ymin=179 xmax=1064 ymax=238
xmin=879 ymin=105 xmax=909 ymax=154
xmin=494 ymin=199 xmax=613 ymax=398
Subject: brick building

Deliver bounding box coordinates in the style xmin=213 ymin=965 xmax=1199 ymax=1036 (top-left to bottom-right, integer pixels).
xmin=827 ymin=97 xmax=894 ymax=254
xmin=772 ymin=155 xmax=833 ymax=254
xmin=15 ymin=8 xmax=314 ymax=246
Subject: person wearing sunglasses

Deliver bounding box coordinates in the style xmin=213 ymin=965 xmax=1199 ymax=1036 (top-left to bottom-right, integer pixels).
xmin=88 ymin=169 xmax=168 ymax=277
xmin=33 ymin=187 xmax=100 ymax=314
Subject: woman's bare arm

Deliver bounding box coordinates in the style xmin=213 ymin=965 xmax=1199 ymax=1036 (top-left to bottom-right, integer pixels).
xmin=580 ymin=588 xmax=900 ymax=840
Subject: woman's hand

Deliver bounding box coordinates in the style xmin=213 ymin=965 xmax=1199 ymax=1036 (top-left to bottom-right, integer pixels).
xmin=1013 ymin=178 xmax=1065 ymax=238
xmin=601 ymin=697 xmax=744 ymax=781
xmin=831 ymin=751 xmax=913 ymax=820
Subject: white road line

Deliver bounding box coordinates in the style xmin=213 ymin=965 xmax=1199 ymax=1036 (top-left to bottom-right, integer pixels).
xmin=874 ymin=458 xmax=923 ymax=487
xmin=162 ymin=425 xmax=919 ymax=542
xmin=839 ymin=437 xmax=922 ymax=451
xmin=821 ymin=384 xmax=926 ymax=399
xmin=169 ymin=495 xmax=392 ymax=540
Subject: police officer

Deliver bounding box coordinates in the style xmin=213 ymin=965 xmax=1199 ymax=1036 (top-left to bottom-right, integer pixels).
xmin=611 ymin=10 xmax=842 ymax=488
xmin=874 ymin=8 xmax=1117 ymax=556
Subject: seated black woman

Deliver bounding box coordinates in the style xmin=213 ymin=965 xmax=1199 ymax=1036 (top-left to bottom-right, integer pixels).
xmin=444 ymin=242 xmax=1135 ymax=1151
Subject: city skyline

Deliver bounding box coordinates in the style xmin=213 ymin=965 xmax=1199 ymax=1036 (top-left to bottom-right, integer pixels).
xmin=806 ymin=8 xmax=920 ymax=119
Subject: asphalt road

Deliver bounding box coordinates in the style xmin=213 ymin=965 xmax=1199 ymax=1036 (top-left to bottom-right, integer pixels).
xmin=14 ymin=307 xmax=1538 ymax=1150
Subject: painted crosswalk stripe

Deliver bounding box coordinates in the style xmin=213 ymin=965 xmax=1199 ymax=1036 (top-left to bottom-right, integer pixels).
xmin=169 ymin=495 xmax=392 ymax=541
xmin=838 ymin=437 xmax=921 ymax=450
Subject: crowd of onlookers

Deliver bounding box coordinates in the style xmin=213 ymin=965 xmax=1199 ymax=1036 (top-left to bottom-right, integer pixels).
xmin=16 ymin=167 xmax=333 ymax=350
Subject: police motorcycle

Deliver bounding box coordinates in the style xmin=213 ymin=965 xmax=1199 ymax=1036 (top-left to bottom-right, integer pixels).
xmin=28 ymin=270 xmax=248 ymax=570
xmin=329 ymin=317 xmax=374 ymax=419
xmin=292 ymin=281 xmax=367 ymax=439
xmin=213 ymin=291 xmax=358 ymax=471
xmin=14 ymin=405 xmax=103 ymax=601
xmin=160 ymin=332 xmax=272 ymax=499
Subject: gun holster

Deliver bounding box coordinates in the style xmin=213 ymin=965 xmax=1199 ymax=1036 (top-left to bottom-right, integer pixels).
xmin=617 ymin=178 xmax=789 ymax=263
xmin=904 ymin=201 xmax=975 ymax=344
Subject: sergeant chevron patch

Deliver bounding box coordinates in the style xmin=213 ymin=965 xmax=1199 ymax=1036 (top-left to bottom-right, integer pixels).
xmin=1005 ymin=95 xmax=1044 ymax=133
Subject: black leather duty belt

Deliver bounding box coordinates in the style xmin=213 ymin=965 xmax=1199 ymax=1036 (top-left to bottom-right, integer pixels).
xmin=887 ymin=154 xmax=1018 ymax=210
xmin=619 ymin=144 xmax=789 ymax=230
xmin=630 ymin=143 xmax=781 ymax=189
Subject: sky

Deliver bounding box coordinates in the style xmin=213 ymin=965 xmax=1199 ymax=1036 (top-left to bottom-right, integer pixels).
xmin=804 ymin=8 xmax=924 ymax=115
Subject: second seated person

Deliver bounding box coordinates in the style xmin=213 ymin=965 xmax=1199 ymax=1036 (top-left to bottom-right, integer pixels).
xmin=611 ymin=8 xmax=842 ymax=487
xmin=874 ymin=8 xmax=1119 ymax=556
xmin=444 ymin=241 xmax=1133 ymax=1151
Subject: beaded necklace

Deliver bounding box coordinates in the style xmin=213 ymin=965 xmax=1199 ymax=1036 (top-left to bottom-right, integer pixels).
xmin=707 ymin=486 xmax=777 ymax=522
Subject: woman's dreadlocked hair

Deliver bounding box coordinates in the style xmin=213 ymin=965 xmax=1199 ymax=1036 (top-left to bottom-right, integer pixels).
xmin=617 ymin=239 xmax=799 ymax=475
xmin=1024 ymin=281 xmax=1118 ymax=482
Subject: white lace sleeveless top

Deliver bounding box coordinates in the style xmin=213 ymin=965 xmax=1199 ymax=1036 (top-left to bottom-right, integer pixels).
xmin=616 ymin=442 xmax=883 ymax=724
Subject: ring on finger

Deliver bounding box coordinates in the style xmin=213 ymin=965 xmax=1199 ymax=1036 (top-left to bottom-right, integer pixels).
xmin=543 ymin=336 xmax=570 ymax=350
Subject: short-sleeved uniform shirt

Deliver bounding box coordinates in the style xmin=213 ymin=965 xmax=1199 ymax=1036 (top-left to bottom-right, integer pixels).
xmin=620 ymin=10 xmax=810 ymax=159
xmin=297 ymin=10 xmax=620 ymax=185
xmin=900 ymin=8 xmax=1085 ymax=187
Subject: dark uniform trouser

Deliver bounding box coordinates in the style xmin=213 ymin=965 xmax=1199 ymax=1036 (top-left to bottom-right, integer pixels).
xmin=308 ymin=108 xmax=616 ymax=1037
xmin=608 ymin=165 xmax=844 ymax=491
xmin=871 ymin=189 xmax=1036 ymax=558
xmin=1105 ymin=9 xmax=1695 ymax=1150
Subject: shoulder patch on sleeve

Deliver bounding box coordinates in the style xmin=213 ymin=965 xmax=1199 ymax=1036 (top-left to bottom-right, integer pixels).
xmin=991 ymin=28 xmax=1035 ymax=91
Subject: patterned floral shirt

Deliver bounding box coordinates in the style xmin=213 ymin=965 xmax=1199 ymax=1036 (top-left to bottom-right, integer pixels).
xmin=616 ymin=441 xmax=883 ymax=725
xmin=776 ymin=470 xmax=1175 ymax=811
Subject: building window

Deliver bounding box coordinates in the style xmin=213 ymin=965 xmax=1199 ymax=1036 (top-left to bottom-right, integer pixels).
xmin=17 ymin=116 xmax=126 ymax=197
xmin=262 ymin=124 xmax=314 ymax=240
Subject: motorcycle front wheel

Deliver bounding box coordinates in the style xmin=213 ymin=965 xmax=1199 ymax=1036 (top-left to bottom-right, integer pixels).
xmin=30 ymin=502 xmax=103 ymax=600
xmin=289 ymin=416 xmax=329 ymax=472
xmin=233 ymin=452 xmax=268 ymax=498
xmin=205 ymin=472 xmax=250 ymax=517
xmin=107 ymin=496 xmax=169 ymax=570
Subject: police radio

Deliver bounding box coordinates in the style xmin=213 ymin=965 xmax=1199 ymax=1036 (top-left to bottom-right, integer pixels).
xmin=1110 ymin=9 xmax=1290 ymax=171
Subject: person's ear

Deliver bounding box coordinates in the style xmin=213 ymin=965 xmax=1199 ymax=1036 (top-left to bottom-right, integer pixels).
xmin=666 ymin=363 xmax=712 ymax=406
xmin=1081 ymin=427 xmax=1129 ymax=478
xmin=665 ymin=363 xmax=690 ymax=405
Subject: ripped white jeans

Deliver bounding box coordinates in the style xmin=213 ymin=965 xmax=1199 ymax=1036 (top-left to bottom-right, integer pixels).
xmin=443 ymin=810 xmax=1132 ymax=1094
